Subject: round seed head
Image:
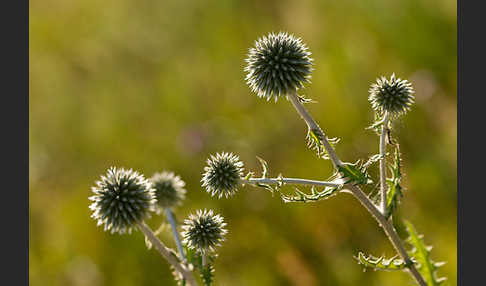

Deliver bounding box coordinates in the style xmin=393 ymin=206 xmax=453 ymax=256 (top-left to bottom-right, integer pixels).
xmin=201 ymin=152 xmax=244 ymax=199
xmin=245 ymin=32 xmax=314 ymax=101
xmin=149 ymin=171 xmax=187 ymax=211
xmin=89 ymin=167 xmax=156 ymax=235
xmin=369 ymin=74 xmax=415 ymax=117
xmin=181 ymin=209 xmax=228 ymax=254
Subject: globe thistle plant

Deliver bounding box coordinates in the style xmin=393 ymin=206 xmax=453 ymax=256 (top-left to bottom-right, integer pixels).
xmin=181 ymin=209 xmax=228 ymax=254
xmin=89 ymin=167 xmax=156 ymax=234
xmin=368 ymin=73 xmax=415 ymax=117
xmin=201 ymin=152 xmax=244 ymax=198
xmin=245 ymin=32 xmax=313 ymax=101
xmin=150 ymin=171 xmax=187 ymax=211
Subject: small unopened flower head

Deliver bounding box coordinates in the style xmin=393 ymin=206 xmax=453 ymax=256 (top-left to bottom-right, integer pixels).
xmin=201 ymin=152 xmax=244 ymax=198
xmin=245 ymin=32 xmax=314 ymax=101
xmin=181 ymin=209 xmax=228 ymax=254
xmin=89 ymin=167 xmax=156 ymax=234
xmin=149 ymin=171 xmax=186 ymax=211
xmin=369 ymin=74 xmax=415 ymax=117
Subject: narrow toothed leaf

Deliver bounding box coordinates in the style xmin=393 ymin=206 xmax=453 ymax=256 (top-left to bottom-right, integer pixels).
xmin=337 ymin=161 xmax=373 ymax=186
xmin=256 ymin=156 xmax=270 ymax=178
xmin=281 ymin=186 xmax=340 ymax=203
xmin=356 ymin=252 xmax=408 ymax=271
xmin=385 ymin=146 xmax=404 ymax=219
xmin=405 ymin=221 xmax=447 ymax=286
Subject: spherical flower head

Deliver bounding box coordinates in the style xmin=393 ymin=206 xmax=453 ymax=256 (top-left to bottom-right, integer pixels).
xmin=149 ymin=171 xmax=186 ymax=211
xmin=181 ymin=209 xmax=228 ymax=254
xmin=201 ymin=152 xmax=244 ymax=199
xmin=368 ymin=74 xmax=415 ymax=117
xmin=89 ymin=167 xmax=156 ymax=235
xmin=245 ymin=32 xmax=314 ymax=101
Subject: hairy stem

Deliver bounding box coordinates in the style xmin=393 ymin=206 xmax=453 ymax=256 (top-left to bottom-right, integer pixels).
xmin=286 ymin=91 xmax=426 ymax=285
xmin=241 ymin=177 xmax=342 ymax=188
xmin=379 ymin=112 xmax=390 ymax=214
xmin=138 ymin=221 xmax=198 ymax=286
xmin=165 ymin=208 xmax=186 ymax=261
xmin=287 ymin=91 xmax=343 ymax=168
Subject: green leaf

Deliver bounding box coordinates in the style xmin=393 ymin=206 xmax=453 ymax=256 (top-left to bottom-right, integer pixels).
xmin=337 ymin=161 xmax=373 ymax=186
xmin=200 ymin=263 xmax=215 ymax=286
xmin=281 ymin=186 xmax=340 ymax=203
xmin=385 ymin=146 xmax=403 ymax=219
xmin=356 ymin=252 xmax=408 ymax=271
xmin=405 ymin=221 xmax=447 ymax=286
xmin=362 ymin=154 xmax=384 ymax=170
xmin=306 ymin=127 xmax=340 ymax=160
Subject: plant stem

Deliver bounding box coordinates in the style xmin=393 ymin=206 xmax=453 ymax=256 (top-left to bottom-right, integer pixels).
xmin=287 ymin=91 xmax=343 ymax=168
xmin=343 ymin=185 xmax=426 ymax=286
xmin=379 ymin=112 xmax=390 ymax=214
xmin=138 ymin=221 xmax=198 ymax=286
xmin=165 ymin=208 xmax=186 ymax=261
xmin=286 ymin=91 xmax=426 ymax=286
xmin=240 ymin=177 xmax=342 ymax=188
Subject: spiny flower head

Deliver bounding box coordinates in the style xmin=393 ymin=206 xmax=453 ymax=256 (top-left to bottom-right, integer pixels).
xmin=245 ymin=32 xmax=313 ymax=101
xmin=201 ymin=152 xmax=244 ymax=198
xmin=89 ymin=167 xmax=156 ymax=234
xmin=149 ymin=171 xmax=186 ymax=211
xmin=181 ymin=209 xmax=227 ymax=254
xmin=369 ymin=74 xmax=415 ymax=117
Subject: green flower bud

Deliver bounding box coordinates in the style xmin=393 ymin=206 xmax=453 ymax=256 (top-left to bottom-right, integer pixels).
xmin=201 ymin=152 xmax=244 ymax=199
xmin=181 ymin=209 xmax=227 ymax=254
xmin=89 ymin=167 xmax=156 ymax=234
xmin=150 ymin=171 xmax=187 ymax=211
xmin=368 ymin=74 xmax=415 ymax=117
xmin=245 ymin=32 xmax=313 ymax=101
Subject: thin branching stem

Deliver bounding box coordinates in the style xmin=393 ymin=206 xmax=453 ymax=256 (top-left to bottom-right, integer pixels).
xmin=286 ymin=91 xmax=427 ymax=286
xmin=379 ymin=112 xmax=390 ymax=214
xmin=241 ymin=177 xmax=341 ymax=188
xmin=137 ymin=221 xmax=199 ymax=286
xmin=165 ymin=208 xmax=186 ymax=261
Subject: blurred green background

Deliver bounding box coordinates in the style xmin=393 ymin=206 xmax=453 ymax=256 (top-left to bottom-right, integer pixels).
xmin=29 ymin=0 xmax=456 ymax=285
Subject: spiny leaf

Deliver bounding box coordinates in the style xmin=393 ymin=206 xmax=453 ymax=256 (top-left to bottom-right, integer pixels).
xmin=366 ymin=113 xmax=386 ymax=135
xmin=405 ymin=221 xmax=447 ymax=286
xmin=356 ymin=252 xmax=409 ymax=271
xmin=281 ymin=186 xmax=340 ymax=203
xmin=385 ymin=146 xmax=403 ymax=219
xmin=306 ymin=127 xmax=340 ymax=160
xmin=256 ymin=156 xmax=270 ymax=178
xmin=363 ymin=154 xmax=384 ymax=170
xmin=201 ymin=263 xmax=215 ymax=286
xmin=337 ymin=161 xmax=373 ymax=186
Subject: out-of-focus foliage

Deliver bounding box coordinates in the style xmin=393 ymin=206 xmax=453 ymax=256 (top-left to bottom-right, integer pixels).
xmin=30 ymin=0 xmax=456 ymax=285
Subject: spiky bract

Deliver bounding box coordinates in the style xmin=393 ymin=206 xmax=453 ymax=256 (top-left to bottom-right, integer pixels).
xmin=150 ymin=171 xmax=186 ymax=211
xmin=245 ymin=32 xmax=313 ymax=101
xmin=89 ymin=167 xmax=156 ymax=234
xmin=369 ymin=74 xmax=415 ymax=117
xmin=201 ymin=152 xmax=244 ymax=198
xmin=181 ymin=209 xmax=227 ymax=254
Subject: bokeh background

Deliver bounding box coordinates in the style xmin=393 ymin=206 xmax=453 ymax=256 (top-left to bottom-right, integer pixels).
xmin=29 ymin=0 xmax=456 ymax=285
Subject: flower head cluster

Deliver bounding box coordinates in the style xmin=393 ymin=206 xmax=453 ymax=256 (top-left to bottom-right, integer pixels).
xmin=89 ymin=167 xmax=156 ymax=234
xmin=202 ymin=152 xmax=244 ymax=198
xmin=369 ymin=74 xmax=415 ymax=117
xmin=181 ymin=209 xmax=227 ymax=254
xmin=149 ymin=171 xmax=186 ymax=211
xmin=245 ymin=32 xmax=314 ymax=101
